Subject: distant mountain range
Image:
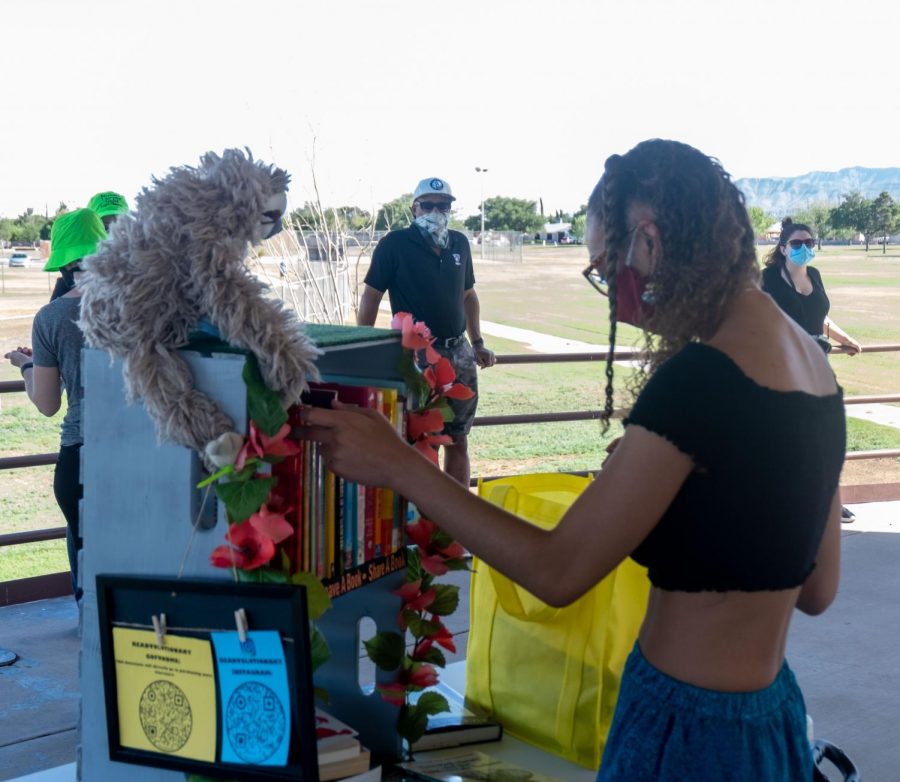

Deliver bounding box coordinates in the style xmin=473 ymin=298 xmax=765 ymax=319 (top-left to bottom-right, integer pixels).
xmin=735 ymin=167 xmax=900 ymax=216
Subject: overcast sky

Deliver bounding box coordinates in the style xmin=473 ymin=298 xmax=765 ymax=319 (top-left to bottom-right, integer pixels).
xmin=2 ymin=0 xmax=898 ymax=220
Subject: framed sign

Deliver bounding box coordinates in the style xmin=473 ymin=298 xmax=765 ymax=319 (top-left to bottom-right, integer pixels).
xmin=96 ymin=575 xmax=319 ymax=781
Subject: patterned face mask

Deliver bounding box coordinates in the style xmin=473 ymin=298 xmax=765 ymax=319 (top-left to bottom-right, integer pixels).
xmin=414 ymin=212 xmax=450 ymax=249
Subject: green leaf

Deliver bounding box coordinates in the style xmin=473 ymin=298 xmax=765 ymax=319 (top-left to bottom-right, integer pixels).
xmin=216 ymin=477 xmax=276 ymax=523
xmin=258 ymin=567 xmax=289 ymax=584
xmin=195 ymin=464 xmax=233 ymax=488
xmin=291 ymin=571 xmax=332 ymax=620
xmin=430 ymin=528 xmax=454 ymax=550
xmin=232 ymin=460 xmax=260 ymax=481
xmin=363 ymin=631 xmax=406 ymax=671
xmin=397 ymin=703 xmax=430 ymax=744
xmin=434 ymin=398 xmax=454 ymax=423
xmin=405 ymin=547 xmax=423 ymax=582
xmin=310 ymin=623 xmax=331 ymax=672
xmin=398 ymin=351 xmax=428 ymax=405
xmin=443 ymin=557 xmax=471 ymax=572
xmin=428 ymin=584 xmax=460 ymax=616
xmin=243 ymin=356 xmax=287 ymax=436
xmin=417 ymin=646 xmax=446 ymax=667
xmin=415 ymin=691 xmax=449 ymax=717
xmin=404 ymin=613 xmax=442 ymax=639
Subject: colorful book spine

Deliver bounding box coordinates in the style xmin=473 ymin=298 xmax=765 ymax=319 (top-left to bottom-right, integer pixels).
xmin=284 ymin=379 xmax=407 ymax=586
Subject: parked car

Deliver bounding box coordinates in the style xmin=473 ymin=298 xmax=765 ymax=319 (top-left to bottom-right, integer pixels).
xmin=8 ymin=252 xmax=29 ymax=267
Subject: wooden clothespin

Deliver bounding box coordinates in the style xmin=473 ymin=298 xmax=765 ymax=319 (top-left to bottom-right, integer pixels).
xmin=234 ymin=608 xmax=248 ymax=644
xmin=151 ymin=613 xmax=167 ymax=648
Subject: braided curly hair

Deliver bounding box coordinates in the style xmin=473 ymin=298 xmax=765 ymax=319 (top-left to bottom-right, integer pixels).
xmin=586 ymin=139 xmax=759 ymax=430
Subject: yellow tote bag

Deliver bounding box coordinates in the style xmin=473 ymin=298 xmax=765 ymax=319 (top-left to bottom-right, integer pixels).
xmin=466 ymin=473 xmax=650 ymax=769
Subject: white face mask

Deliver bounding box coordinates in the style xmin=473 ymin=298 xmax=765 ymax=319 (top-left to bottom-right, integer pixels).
xmin=414 ymin=211 xmax=450 ymax=249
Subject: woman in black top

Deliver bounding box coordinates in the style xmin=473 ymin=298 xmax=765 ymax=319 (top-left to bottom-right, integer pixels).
xmin=303 ymin=140 xmax=845 ymax=781
xmin=761 ymin=218 xmax=862 ymax=355
xmin=762 ymin=218 xmax=860 ymax=525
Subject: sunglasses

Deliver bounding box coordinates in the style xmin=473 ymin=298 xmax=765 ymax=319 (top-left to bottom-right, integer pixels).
xmin=582 ymin=263 xmax=609 ymax=297
xmin=787 ymin=238 xmax=816 ymax=250
xmin=417 ymin=201 xmax=452 ymax=213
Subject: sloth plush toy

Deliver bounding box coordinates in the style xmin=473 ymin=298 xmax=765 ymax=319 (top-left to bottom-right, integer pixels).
xmin=78 ymin=148 xmax=320 ymax=468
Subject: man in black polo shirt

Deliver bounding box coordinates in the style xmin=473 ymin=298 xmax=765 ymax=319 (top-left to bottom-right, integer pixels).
xmin=358 ymin=177 xmax=495 ymax=486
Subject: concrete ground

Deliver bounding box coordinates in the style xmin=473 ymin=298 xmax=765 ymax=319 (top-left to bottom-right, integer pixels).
xmin=1 ymin=504 xmax=897 ymax=781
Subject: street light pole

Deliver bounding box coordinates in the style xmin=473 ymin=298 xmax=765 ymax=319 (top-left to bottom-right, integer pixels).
xmin=475 ymin=166 xmax=488 ymax=260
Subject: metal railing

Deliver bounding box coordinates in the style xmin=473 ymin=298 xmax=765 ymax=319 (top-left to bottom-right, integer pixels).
xmin=2 ymin=343 xmax=899 ymax=605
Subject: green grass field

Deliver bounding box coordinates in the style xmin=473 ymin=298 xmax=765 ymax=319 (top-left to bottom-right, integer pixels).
xmin=1 ymin=244 xmax=899 ymax=579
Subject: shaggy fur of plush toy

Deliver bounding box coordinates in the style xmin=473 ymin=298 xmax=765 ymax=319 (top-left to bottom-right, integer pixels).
xmin=78 ymin=148 xmax=320 ymax=465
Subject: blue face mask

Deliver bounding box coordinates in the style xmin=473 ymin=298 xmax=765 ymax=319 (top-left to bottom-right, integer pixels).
xmin=788 ymin=245 xmax=815 ymax=266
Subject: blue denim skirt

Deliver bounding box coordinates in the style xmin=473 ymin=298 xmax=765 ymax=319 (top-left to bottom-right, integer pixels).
xmin=597 ymin=644 xmax=813 ymax=782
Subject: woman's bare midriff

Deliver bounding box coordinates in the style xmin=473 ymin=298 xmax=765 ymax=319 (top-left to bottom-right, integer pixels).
xmin=638 ymin=586 xmax=801 ymax=692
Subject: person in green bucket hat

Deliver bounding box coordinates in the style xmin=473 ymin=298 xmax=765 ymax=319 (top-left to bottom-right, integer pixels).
xmin=5 ymin=208 xmax=108 ymax=602
xmin=48 ymin=203 xmax=111 ymax=301
xmin=87 ymin=191 xmax=129 ymax=229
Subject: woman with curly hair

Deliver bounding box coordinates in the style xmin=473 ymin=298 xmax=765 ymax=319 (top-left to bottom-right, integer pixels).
xmin=302 ymin=139 xmax=845 ymax=781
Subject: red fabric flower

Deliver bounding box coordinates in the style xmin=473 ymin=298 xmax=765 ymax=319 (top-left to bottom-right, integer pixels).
xmin=235 ymin=421 xmax=299 ymax=471
xmin=414 ymin=438 xmax=446 ymax=465
xmin=424 ymin=357 xmax=456 ymax=390
xmin=376 ymin=682 xmax=408 ymax=707
xmin=405 ymin=588 xmax=437 ymax=612
xmin=406 ymin=663 xmax=439 ymax=689
xmin=429 ymin=621 xmax=457 ymax=653
xmin=420 ymin=554 xmax=450 ymax=576
xmin=442 ymin=382 xmax=475 ymax=400
xmin=392 ymin=311 xmax=441 ymax=364
xmin=393 ymin=579 xmax=425 ymax=601
xmin=407 ymin=409 xmax=445 ymax=441
xmin=405 ymin=518 xmax=438 ymax=548
xmin=249 ymin=504 xmax=294 ymax=544
xmin=424 ymin=357 xmax=474 ymax=400
xmin=436 ymin=541 xmax=466 ymax=559
xmin=414 ymin=621 xmax=457 ymax=657
xmin=392 ymin=578 xmax=437 ymax=611
xmin=210 ymin=520 xmax=276 ymax=570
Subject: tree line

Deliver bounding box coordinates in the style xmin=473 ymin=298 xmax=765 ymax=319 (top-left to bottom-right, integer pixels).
xmin=9 ymin=192 xmax=898 ymax=252
xmin=289 ymin=195 xmax=552 ymax=235
xmin=747 ymin=191 xmax=900 ymax=253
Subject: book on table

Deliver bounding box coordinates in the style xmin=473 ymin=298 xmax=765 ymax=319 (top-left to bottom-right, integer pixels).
xmin=317 ymin=707 xmax=380 ymax=781
xmin=397 ymin=748 xmax=564 ymax=781
xmin=408 ymin=680 xmax=503 ymax=753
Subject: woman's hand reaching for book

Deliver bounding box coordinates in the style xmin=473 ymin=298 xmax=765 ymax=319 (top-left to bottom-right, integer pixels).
xmin=300 ymin=400 xmax=414 ymax=490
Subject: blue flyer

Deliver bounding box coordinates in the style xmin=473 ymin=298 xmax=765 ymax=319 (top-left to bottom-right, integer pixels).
xmin=211 ymin=630 xmax=291 ymax=766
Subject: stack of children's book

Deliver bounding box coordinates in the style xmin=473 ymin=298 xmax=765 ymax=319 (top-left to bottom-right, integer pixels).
xmin=274 ymin=380 xmax=407 ymax=584
xmin=318 ymin=707 xmax=382 ymax=781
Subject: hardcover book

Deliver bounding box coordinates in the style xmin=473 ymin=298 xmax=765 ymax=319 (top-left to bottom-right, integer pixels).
xmin=408 ymin=681 xmax=503 ymax=753
xmin=398 ymin=749 xmax=563 ymax=782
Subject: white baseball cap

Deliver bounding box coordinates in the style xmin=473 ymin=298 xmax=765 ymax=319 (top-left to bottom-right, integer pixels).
xmin=413 ymin=177 xmax=455 ymax=202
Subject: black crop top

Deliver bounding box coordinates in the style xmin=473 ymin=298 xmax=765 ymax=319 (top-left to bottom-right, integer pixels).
xmin=761 ymin=264 xmax=830 ymax=336
xmin=625 ymin=343 xmax=846 ymax=592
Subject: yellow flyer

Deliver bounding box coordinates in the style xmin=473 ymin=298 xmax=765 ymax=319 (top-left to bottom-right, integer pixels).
xmin=112 ymin=627 xmax=216 ymax=762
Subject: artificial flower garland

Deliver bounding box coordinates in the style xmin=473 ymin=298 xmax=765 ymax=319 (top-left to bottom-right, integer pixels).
xmin=204 ymin=314 xmax=472 ymax=749
xmin=363 ymin=312 xmax=472 ymax=747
